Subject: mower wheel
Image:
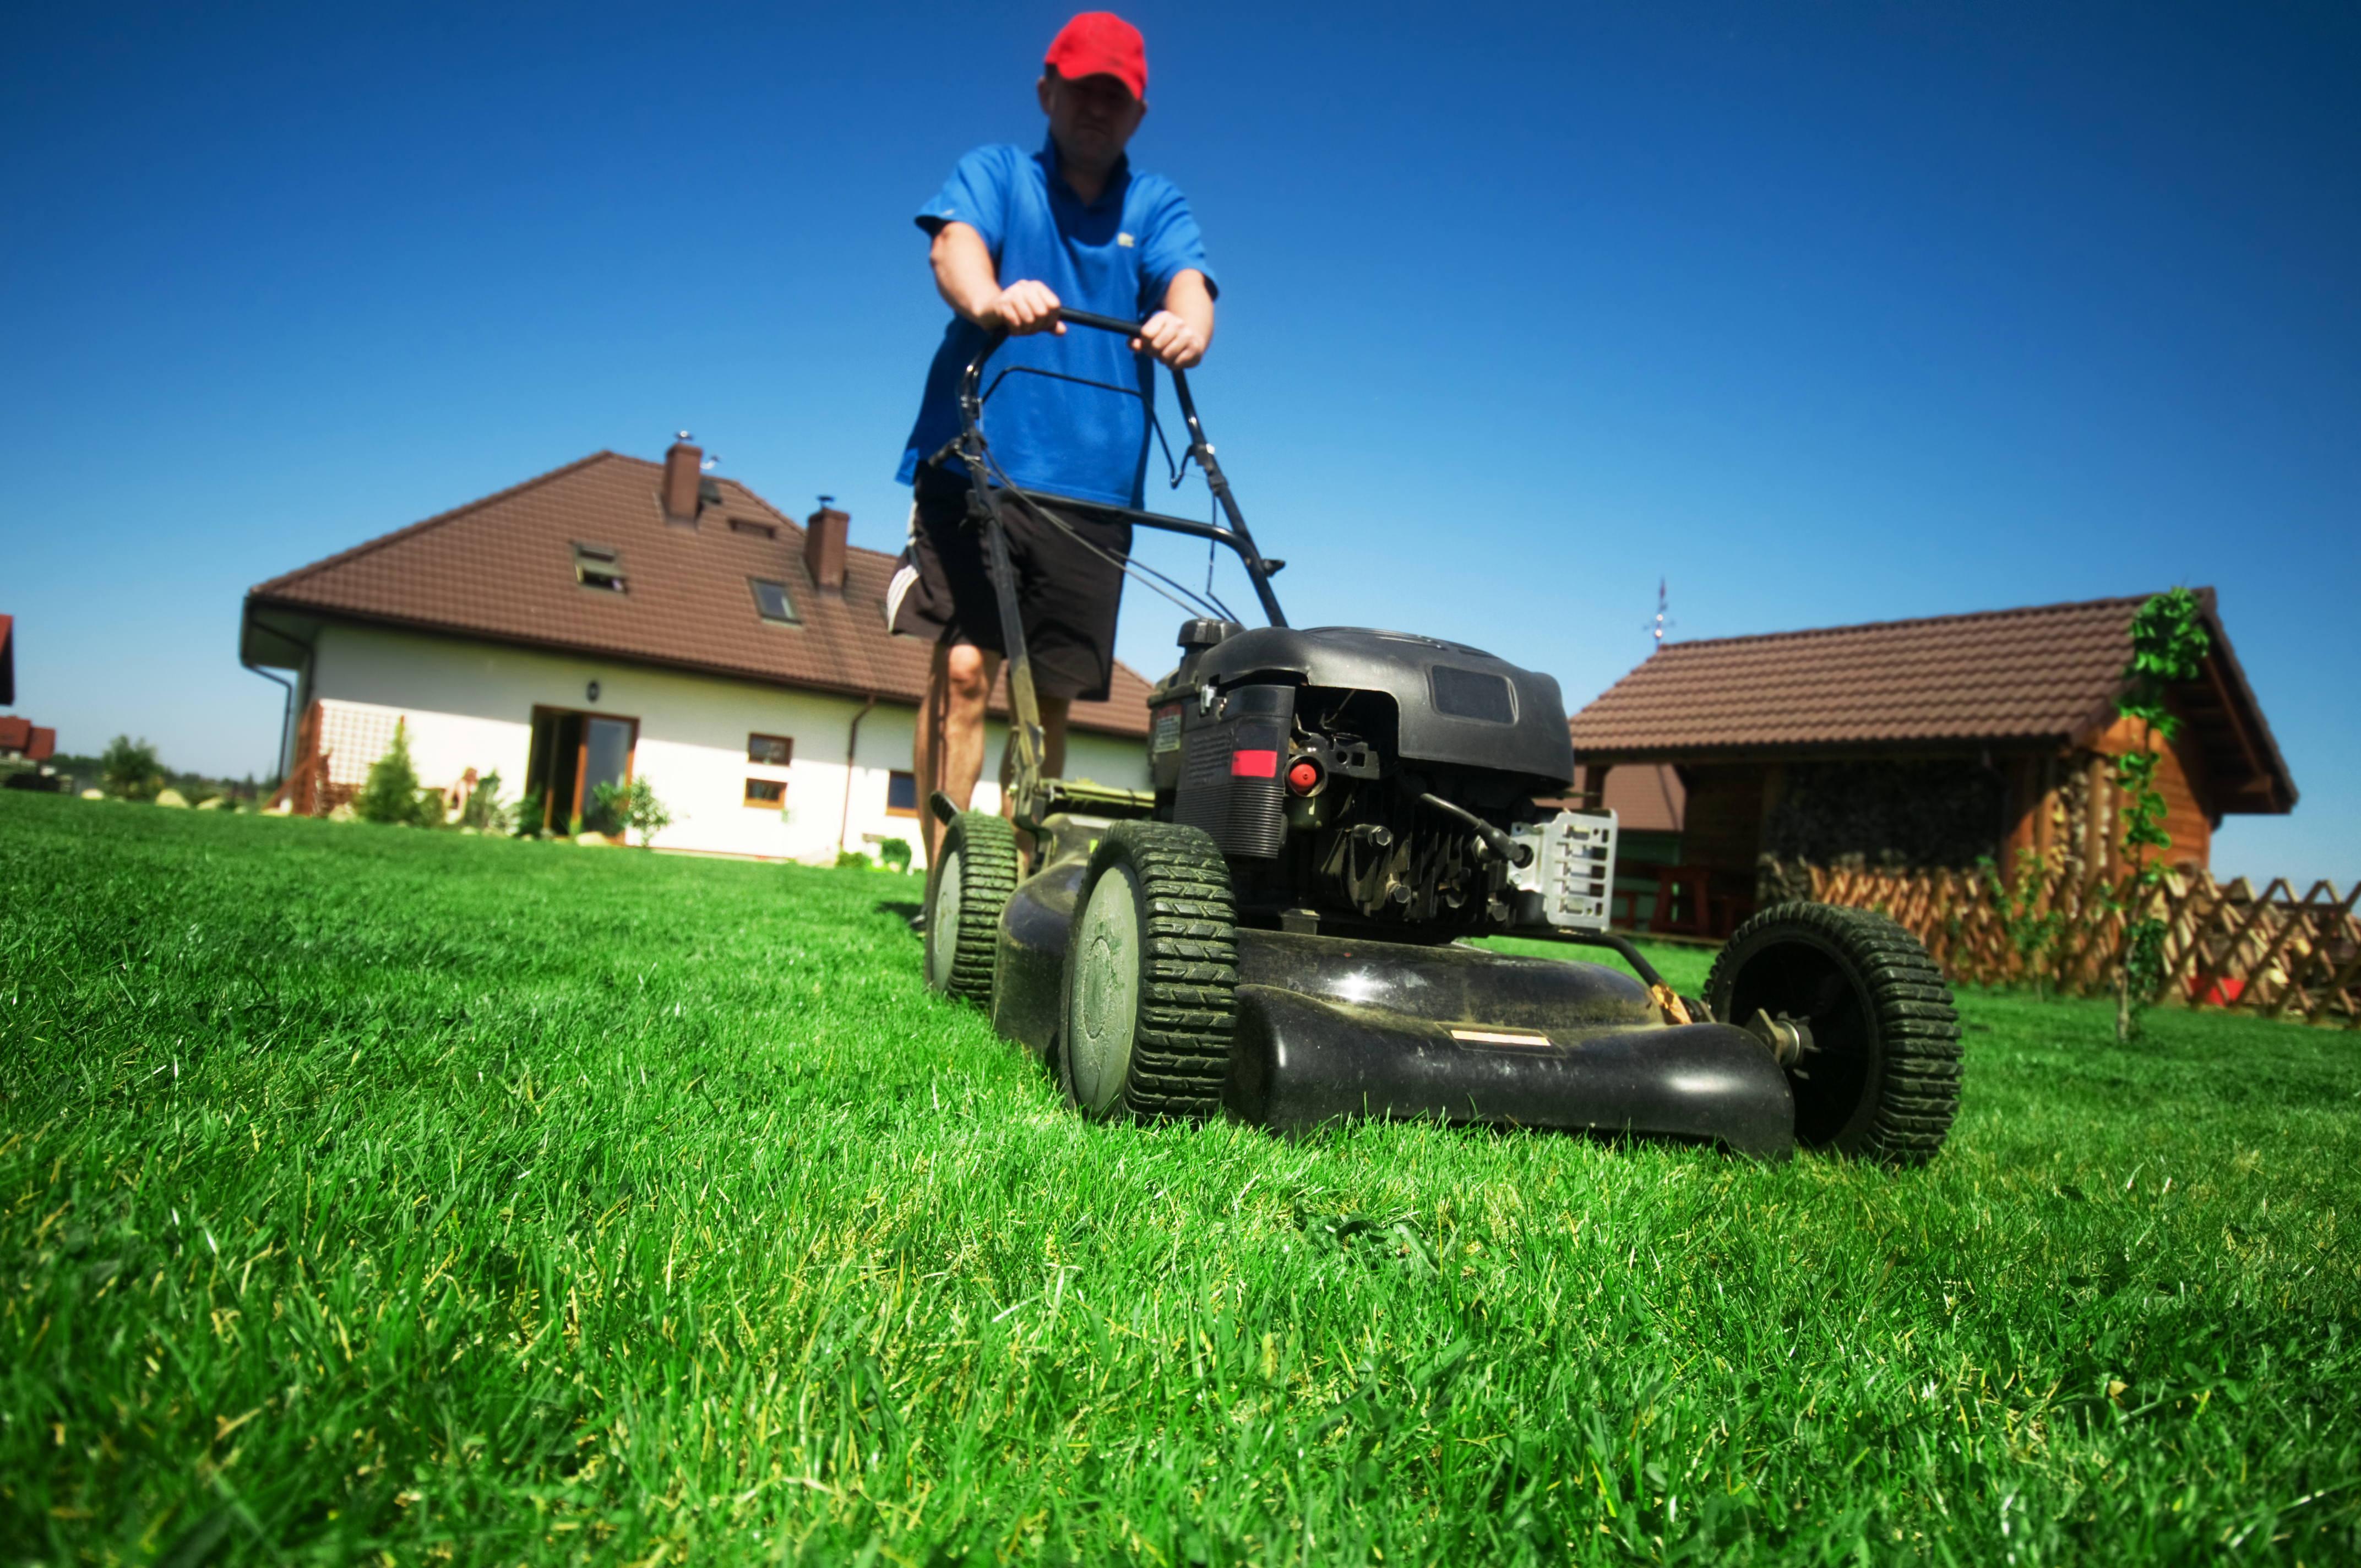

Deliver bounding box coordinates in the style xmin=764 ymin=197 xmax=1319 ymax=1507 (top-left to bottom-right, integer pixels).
xmin=1705 ymin=902 xmax=1961 ymax=1163
xmin=923 ymin=812 xmax=1020 ymax=1005
xmin=1059 ymin=821 xmax=1238 ymax=1122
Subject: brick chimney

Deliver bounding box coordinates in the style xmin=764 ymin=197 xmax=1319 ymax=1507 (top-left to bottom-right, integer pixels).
xmin=805 ymin=499 xmax=848 ymax=593
xmin=662 ymin=432 xmax=701 ymax=519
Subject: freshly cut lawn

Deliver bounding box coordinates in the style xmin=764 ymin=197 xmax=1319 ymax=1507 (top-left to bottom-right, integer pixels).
xmin=3 ymin=794 xmax=2357 ymax=1566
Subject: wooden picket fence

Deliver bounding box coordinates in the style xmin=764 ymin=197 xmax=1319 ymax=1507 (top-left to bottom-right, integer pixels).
xmin=1807 ymin=864 xmax=2361 ymax=1028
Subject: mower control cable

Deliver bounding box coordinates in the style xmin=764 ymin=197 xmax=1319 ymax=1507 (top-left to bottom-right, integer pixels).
xmin=1410 ymin=790 xmax=1532 ymax=868
xmin=1543 ymin=930 xmax=1696 ymax=1026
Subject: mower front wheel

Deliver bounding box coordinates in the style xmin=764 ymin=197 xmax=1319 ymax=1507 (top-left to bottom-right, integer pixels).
xmin=1059 ymin=822 xmax=1239 ymax=1122
xmin=1705 ymin=902 xmax=1962 ymax=1163
xmin=923 ymin=811 xmax=1020 ymax=1005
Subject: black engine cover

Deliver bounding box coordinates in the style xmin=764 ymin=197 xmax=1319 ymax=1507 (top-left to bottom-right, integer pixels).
xmin=1184 ymin=627 xmax=1575 ymax=788
xmin=1175 ymin=682 xmax=1292 ymax=858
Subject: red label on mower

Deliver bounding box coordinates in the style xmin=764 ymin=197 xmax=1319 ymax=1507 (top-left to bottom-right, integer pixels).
xmin=1230 ymin=749 xmax=1279 ymax=778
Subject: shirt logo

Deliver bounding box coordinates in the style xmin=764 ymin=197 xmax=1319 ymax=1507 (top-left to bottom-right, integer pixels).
xmin=1116 ymin=232 xmax=1134 ymax=247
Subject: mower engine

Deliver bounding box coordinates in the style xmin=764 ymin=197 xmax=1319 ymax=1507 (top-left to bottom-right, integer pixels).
xmin=1144 ymin=619 xmax=1615 ymax=938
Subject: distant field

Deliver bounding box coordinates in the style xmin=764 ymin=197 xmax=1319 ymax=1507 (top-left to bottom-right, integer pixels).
xmin=3 ymin=794 xmax=2356 ymax=1565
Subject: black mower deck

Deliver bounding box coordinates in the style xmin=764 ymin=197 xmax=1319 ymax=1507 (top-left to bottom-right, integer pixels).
xmin=989 ymin=815 xmax=1795 ymax=1159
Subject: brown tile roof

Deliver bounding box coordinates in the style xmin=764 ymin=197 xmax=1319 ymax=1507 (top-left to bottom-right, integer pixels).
xmin=243 ymin=451 xmax=1153 ymax=738
xmin=1570 ymin=592 xmax=2294 ymax=813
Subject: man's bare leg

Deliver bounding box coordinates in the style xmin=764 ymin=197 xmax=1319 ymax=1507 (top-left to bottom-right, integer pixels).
xmin=920 ymin=641 xmax=1004 ymax=863
xmin=913 ymin=652 xmax=948 ymax=864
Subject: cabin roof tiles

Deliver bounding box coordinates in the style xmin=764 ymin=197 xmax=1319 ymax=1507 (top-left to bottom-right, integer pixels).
xmin=244 ymin=451 xmax=1153 ymax=737
xmin=1570 ymin=592 xmax=2294 ymax=813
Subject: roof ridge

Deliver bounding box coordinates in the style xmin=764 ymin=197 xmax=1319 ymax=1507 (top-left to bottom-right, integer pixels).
xmin=247 ymin=450 xmax=629 ymax=596
xmin=1654 ymin=591 xmax=2189 ymax=656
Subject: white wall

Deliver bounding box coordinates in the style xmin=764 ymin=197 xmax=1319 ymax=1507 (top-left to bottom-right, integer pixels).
xmin=304 ymin=623 xmax=1150 ymax=864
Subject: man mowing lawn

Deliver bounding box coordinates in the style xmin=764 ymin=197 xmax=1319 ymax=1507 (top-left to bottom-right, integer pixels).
xmin=889 ymin=11 xmax=1217 ymax=874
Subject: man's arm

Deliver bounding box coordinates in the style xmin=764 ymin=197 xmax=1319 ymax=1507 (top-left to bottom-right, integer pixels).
xmin=1134 ymin=269 xmax=1213 ymax=369
xmin=932 ymin=222 xmax=1214 ymax=369
xmin=930 ymin=220 xmax=1064 ymax=336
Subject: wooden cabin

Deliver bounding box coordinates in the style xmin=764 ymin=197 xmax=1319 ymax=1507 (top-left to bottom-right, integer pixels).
xmin=1568 ymin=591 xmax=2296 ymax=938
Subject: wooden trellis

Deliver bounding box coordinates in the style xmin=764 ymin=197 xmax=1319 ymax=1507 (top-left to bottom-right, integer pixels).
xmin=1806 ymin=863 xmax=2361 ymax=1028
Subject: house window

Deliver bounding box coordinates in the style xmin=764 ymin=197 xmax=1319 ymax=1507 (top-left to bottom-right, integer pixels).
xmin=885 ymin=770 xmax=920 ymax=817
xmin=750 ymin=578 xmax=797 ymax=624
xmin=744 ymin=778 xmax=786 ymax=808
xmin=574 ymin=543 xmax=625 ymax=592
xmin=748 ymin=733 xmax=792 ymax=766
xmin=729 ymin=518 xmax=776 ymax=540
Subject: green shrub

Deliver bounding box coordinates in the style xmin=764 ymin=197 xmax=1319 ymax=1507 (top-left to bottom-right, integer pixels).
xmin=459 ymin=769 xmax=517 ymax=834
xmin=355 ymin=720 xmax=439 ymax=827
xmin=878 ymin=837 xmax=913 ymax=873
xmin=589 ymin=775 xmax=674 ymax=847
xmin=834 ymin=848 xmax=873 ymax=870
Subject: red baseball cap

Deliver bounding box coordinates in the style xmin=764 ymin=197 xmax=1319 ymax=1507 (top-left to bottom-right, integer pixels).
xmin=1045 ymin=12 xmax=1147 ymax=102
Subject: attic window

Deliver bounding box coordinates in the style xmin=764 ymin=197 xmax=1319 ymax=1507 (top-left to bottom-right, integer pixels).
xmin=729 ymin=518 xmax=776 ymax=540
xmin=574 ymin=543 xmax=626 ymax=593
xmin=750 ymin=579 xmax=798 ymax=625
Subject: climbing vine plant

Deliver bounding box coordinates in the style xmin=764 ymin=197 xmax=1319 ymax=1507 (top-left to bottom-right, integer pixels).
xmin=2110 ymin=587 xmax=2210 ymax=1041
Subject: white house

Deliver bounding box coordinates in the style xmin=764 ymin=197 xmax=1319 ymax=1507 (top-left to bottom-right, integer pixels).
xmin=241 ymin=437 xmax=1155 ymax=864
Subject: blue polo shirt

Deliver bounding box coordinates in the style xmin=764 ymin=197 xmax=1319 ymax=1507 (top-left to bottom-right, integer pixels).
xmin=895 ymin=137 xmax=1216 ymax=509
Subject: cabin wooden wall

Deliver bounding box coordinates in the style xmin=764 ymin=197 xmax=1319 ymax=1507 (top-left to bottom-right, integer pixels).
xmin=1677 ymin=764 xmax=1767 ymax=874
xmin=1998 ymin=716 xmax=2215 ymax=875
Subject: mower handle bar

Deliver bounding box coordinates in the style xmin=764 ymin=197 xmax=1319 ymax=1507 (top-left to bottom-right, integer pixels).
xmin=955 ymin=311 xmax=1288 ymax=628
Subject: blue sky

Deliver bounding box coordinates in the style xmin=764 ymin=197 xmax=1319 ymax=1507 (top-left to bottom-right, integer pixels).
xmin=4 ymin=2 xmax=2354 ymax=879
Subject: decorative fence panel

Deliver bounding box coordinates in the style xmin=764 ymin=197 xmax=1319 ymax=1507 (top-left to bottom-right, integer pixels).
xmin=1805 ymin=864 xmax=2361 ymax=1028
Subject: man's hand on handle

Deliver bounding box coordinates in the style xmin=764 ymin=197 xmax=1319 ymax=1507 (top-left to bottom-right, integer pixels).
xmin=1130 ymin=309 xmax=1205 ymax=369
xmin=988 ymin=278 xmax=1066 ymax=337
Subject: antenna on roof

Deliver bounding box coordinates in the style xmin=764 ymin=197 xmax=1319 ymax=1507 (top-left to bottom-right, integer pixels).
xmin=700 ymin=454 xmax=722 ymax=471
xmin=676 ymin=431 xmax=693 ymax=442
xmin=817 ymin=494 xmax=836 ymax=510
xmin=1645 ymin=578 xmax=1674 ymax=652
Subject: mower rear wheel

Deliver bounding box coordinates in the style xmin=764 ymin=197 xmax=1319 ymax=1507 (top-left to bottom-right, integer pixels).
xmin=1059 ymin=821 xmax=1238 ymax=1121
xmin=923 ymin=812 xmax=1020 ymax=1005
xmin=1705 ymin=902 xmax=1961 ymax=1163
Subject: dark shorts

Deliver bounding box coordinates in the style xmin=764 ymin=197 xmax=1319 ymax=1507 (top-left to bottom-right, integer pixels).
xmin=886 ymin=463 xmax=1130 ymax=704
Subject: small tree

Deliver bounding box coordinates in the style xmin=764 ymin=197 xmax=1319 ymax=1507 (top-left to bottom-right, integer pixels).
xmin=100 ymin=736 xmax=164 ymax=801
xmin=355 ymin=720 xmax=438 ymax=826
xmin=590 ymin=775 xmax=673 ymax=847
xmin=2109 ymin=589 xmax=2209 ymax=1042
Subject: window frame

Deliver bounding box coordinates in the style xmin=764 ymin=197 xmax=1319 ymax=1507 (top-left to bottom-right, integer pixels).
xmin=573 ymin=542 xmax=627 ymax=594
xmin=885 ymin=769 xmax=920 ymax=818
xmin=747 ymin=733 xmax=793 ymax=766
xmin=743 ymin=777 xmax=786 ymax=809
xmin=748 ymin=577 xmax=798 ymax=625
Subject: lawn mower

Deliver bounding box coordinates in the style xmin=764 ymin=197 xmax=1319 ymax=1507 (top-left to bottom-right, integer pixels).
xmin=920 ymin=311 xmax=1961 ymax=1163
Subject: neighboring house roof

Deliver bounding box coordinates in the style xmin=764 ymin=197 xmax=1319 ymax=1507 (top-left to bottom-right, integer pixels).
xmin=1570 ymin=591 xmax=2293 ymax=814
xmin=0 ymin=716 xmax=53 ymax=761
xmin=242 ymin=451 xmax=1154 ymax=738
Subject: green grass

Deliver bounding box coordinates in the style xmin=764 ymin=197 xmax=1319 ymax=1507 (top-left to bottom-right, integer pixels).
xmin=3 ymin=793 xmax=2357 ymax=1566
